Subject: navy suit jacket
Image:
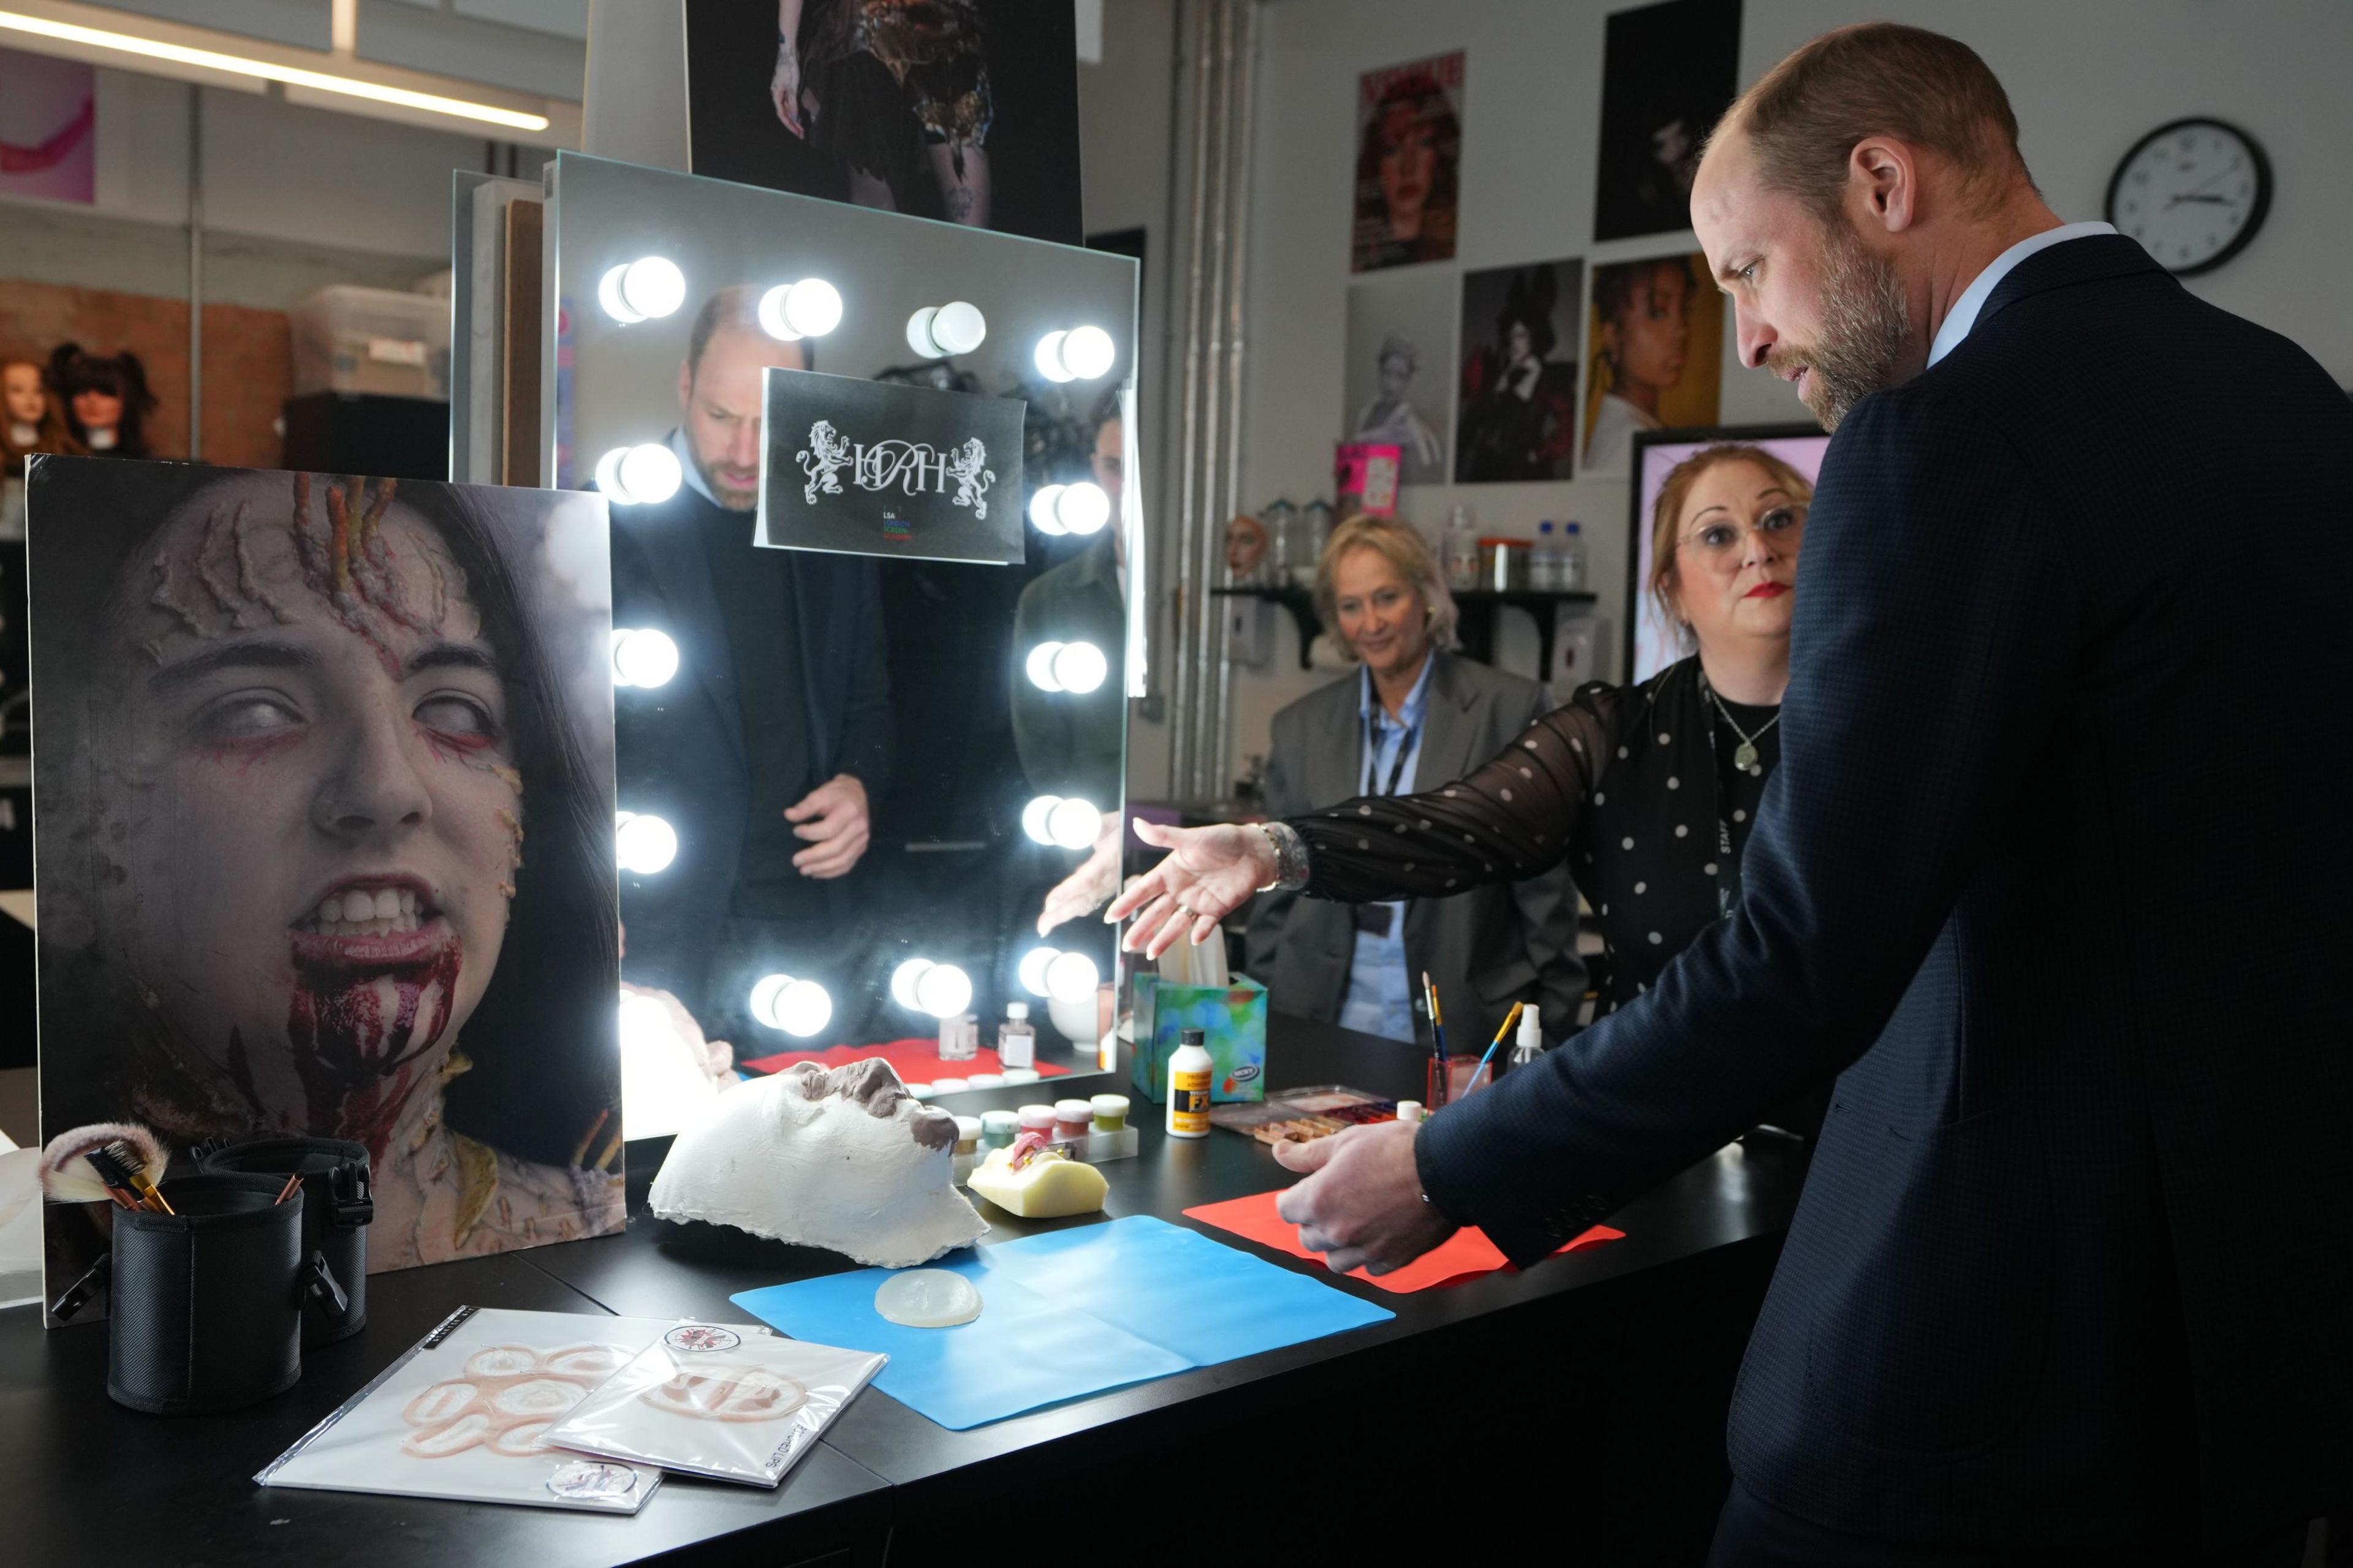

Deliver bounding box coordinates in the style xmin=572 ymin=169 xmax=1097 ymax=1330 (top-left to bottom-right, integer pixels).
xmin=1416 ymin=236 xmax=2353 ymax=1550
xmin=609 ymin=484 xmax=893 ymax=976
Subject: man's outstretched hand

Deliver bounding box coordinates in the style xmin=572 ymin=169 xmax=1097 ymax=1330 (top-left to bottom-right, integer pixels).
xmin=1273 ymin=1119 xmax=1455 ymax=1276
xmin=786 ymin=773 xmax=870 ymax=879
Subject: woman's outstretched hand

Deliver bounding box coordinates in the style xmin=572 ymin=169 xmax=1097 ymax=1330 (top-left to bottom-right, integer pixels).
xmin=1104 ymin=819 xmax=1276 ymax=959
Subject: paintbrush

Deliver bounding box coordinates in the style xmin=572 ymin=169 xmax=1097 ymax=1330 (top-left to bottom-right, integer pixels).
xmin=39 ymin=1121 xmax=174 ymax=1214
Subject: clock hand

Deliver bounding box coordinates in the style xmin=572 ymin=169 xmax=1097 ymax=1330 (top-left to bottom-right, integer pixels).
xmin=2165 ymin=193 xmax=2231 ymax=207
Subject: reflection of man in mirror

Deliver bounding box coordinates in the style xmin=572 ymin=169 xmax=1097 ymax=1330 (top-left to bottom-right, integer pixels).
xmin=608 ymin=284 xmax=895 ymax=1043
xmin=1018 ymin=395 xmax=1128 ymax=935
xmin=1351 ymin=331 xmax=1446 ymax=485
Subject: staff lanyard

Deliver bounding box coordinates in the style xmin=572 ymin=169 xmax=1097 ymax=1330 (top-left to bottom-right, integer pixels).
xmin=1363 ymin=714 xmax=1419 ymax=798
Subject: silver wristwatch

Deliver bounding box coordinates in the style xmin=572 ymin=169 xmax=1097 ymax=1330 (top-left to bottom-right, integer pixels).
xmin=1255 ymin=821 xmax=1311 ymax=892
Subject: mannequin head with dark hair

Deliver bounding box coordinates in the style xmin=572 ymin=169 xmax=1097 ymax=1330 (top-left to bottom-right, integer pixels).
xmin=49 ymin=341 xmax=158 ymax=458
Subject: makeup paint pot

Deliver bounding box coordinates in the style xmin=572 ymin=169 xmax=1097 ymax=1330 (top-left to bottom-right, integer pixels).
xmin=195 ymin=1135 xmax=371 ymax=1347
xmin=107 ymin=1173 xmax=313 ymax=1415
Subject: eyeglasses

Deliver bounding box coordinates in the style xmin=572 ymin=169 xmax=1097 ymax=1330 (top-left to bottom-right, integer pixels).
xmin=1677 ymin=503 xmax=1805 ymax=574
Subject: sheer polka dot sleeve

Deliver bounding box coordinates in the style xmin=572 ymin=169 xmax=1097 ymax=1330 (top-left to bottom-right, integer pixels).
xmin=1287 ymin=685 xmax=1616 ymax=903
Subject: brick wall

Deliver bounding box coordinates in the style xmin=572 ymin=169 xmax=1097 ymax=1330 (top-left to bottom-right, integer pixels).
xmin=0 ymin=279 xmax=289 ymax=469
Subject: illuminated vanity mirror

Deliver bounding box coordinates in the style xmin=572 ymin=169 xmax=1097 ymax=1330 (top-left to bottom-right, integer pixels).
xmin=548 ymin=152 xmax=1134 ymax=1097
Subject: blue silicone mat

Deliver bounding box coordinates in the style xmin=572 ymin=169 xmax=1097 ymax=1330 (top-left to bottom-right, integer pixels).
xmin=731 ymin=1214 xmax=1393 ymax=1430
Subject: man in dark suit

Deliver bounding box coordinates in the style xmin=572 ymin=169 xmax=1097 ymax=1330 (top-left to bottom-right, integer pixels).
xmin=613 ymin=286 xmax=894 ymax=1046
xmin=1117 ymin=23 xmax=2352 ymax=1563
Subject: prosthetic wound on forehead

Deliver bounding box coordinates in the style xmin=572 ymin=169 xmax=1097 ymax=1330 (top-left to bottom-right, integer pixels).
xmin=648 ymin=1058 xmax=988 ymax=1268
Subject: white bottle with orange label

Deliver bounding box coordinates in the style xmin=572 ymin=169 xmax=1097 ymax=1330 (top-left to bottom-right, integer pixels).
xmin=1165 ymin=1027 xmax=1213 ymax=1139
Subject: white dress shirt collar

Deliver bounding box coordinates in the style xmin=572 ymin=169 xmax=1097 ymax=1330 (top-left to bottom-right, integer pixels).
xmin=668 ymin=425 xmax=723 ymax=508
xmin=1927 ymin=221 xmax=2116 ymax=367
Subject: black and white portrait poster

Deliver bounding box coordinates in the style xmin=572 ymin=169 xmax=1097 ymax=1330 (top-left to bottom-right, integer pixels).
xmin=1593 ymin=0 xmax=1743 ymax=242
xmin=1343 ymin=270 xmax=1454 ymax=487
xmin=684 ymin=0 xmax=1083 ymax=244
xmin=1454 ymin=259 xmax=1585 ymax=485
xmin=759 ymin=366 xmax=1026 ymax=564
xmin=1352 ymin=50 xmax=1463 ymax=273
xmin=28 ymin=457 xmax=623 ymax=1316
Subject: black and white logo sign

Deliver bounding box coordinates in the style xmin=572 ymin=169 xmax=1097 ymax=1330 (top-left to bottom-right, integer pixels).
xmin=758 ymin=367 xmax=1026 ymax=565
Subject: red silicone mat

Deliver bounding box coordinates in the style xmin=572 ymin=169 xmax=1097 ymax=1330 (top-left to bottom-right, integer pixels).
xmin=1183 ymin=1187 xmax=1623 ymax=1293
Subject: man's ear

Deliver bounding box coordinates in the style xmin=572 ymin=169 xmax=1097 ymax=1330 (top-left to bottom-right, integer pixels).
xmin=1848 ymin=136 xmax=1918 ymax=234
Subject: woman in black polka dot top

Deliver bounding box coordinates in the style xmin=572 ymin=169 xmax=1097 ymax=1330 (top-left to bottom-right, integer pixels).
xmin=1118 ymin=444 xmax=1810 ymax=1021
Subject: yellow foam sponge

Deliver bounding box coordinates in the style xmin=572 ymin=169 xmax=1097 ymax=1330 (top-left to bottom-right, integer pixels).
xmin=967 ymin=1145 xmax=1108 ymax=1219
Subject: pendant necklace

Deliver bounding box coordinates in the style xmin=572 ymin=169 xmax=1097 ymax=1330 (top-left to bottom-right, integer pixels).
xmin=1703 ymin=684 xmax=1780 ymax=776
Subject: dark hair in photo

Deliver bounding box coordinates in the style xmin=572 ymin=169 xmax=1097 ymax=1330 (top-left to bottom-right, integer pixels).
xmin=398 ymin=482 xmax=620 ymax=1168
xmin=1594 ymin=253 xmax=1699 ymax=325
xmin=48 ymin=341 xmax=158 ymax=458
xmin=1354 ymin=71 xmax=1463 ymax=229
xmin=1495 ymin=265 xmax=1561 ymax=362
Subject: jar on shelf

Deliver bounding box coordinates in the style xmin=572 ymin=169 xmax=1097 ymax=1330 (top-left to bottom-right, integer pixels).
xmin=1478 ymin=536 xmax=1531 ymax=591
xmin=1441 ymin=506 xmax=1479 ymax=591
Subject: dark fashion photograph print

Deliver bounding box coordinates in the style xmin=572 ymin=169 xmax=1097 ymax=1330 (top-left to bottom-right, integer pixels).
xmin=1592 ymin=0 xmax=1743 ymax=242
xmin=1455 ymin=259 xmax=1584 ymax=484
xmin=1352 ymin=51 xmax=1463 ymax=273
xmin=28 ymin=458 xmax=623 ymax=1299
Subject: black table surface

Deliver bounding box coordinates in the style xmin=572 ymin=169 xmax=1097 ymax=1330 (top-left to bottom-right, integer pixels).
xmin=1 ymin=1015 xmax=1808 ymax=1564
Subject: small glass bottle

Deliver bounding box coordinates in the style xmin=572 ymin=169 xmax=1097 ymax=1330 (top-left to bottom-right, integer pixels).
xmin=1507 ymin=1004 xmax=1544 ymax=1073
xmin=1559 ymin=521 xmax=1587 ymax=591
xmin=939 ymin=1009 xmax=977 ymax=1061
xmin=1531 ymin=521 xmax=1562 ymax=591
xmin=998 ymin=1001 xmax=1036 ymax=1070
xmin=1441 ymin=506 xmax=1479 ymax=591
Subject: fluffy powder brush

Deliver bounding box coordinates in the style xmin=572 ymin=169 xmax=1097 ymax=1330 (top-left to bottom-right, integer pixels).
xmin=40 ymin=1122 xmax=174 ymax=1213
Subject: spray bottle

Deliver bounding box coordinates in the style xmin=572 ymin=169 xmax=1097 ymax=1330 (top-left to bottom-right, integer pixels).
xmin=1166 ymin=1027 xmax=1213 ymax=1138
xmin=1507 ymin=1004 xmax=1543 ymax=1074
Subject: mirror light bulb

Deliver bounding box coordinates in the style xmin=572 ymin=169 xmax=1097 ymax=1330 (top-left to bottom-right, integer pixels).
xmin=598 ymin=443 xmax=682 ymax=506
xmin=783 ymin=278 xmax=843 ymax=337
xmin=1045 ymin=949 xmax=1101 ymax=1004
xmin=1050 ymin=640 xmax=1107 ymax=695
xmin=1018 ymin=947 xmax=1057 ymax=998
xmin=1028 ymin=484 xmax=1069 ymax=536
xmin=618 ymin=991 xmax=672 ymax=1053
xmin=1033 ymin=330 xmax=1074 ymax=383
xmin=613 ymin=627 xmax=679 ymax=689
xmin=1055 ymin=481 xmax=1110 ymax=536
xmin=1047 ymin=797 xmax=1101 ymax=850
xmin=1021 ymin=795 xmax=1062 ymax=846
xmin=751 ymin=974 xmax=832 ymax=1036
xmin=891 ymin=958 xmax=936 ymax=1010
xmin=1025 ymin=641 xmax=1066 ymax=692
xmin=914 ymin=961 xmax=972 ymax=1020
xmin=616 ymin=811 xmax=678 ymax=874
xmin=1060 ymin=325 xmax=1115 ymax=380
xmin=749 ymin=973 xmax=792 ymax=1027
xmin=905 ymin=306 xmax=945 ymax=359
xmin=929 ymin=300 xmax=986 ymax=355
xmin=601 ymin=257 xmax=685 ymax=323
xmin=758 ymin=284 xmax=803 ymax=341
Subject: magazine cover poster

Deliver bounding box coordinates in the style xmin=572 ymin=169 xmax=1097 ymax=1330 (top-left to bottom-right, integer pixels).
xmin=29 ymin=458 xmax=622 ymax=1320
xmin=1352 ymin=51 xmax=1463 ymax=273
xmin=1455 ymin=258 xmax=1584 ymax=485
xmin=685 ymin=0 xmax=1083 ymax=244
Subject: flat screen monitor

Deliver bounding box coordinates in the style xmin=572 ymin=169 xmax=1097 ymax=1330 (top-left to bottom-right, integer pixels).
xmin=1626 ymin=424 xmax=1829 ymax=686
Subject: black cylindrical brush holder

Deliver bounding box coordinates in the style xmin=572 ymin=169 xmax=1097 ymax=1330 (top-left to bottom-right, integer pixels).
xmin=195 ymin=1135 xmax=371 ymax=1346
xmin=107 ymin=1173 xmax=305 ymax=1415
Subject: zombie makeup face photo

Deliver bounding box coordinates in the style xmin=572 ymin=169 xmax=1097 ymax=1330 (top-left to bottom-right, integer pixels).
xmin=86 ymin=469 xmax=523 ymax=1152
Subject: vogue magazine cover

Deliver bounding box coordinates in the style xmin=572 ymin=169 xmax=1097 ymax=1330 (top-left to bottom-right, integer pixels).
xmin=28 ymin=458 xmax=623 ymax=1317
xmin=1352 ymin=51 xmax=1463 ymax=273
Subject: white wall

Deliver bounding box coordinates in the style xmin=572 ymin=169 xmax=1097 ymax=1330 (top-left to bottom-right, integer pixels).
xmin=1221 ymin=0 xmax=2353 ymax=776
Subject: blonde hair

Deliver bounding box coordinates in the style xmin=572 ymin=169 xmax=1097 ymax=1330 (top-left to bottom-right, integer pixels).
xmin=1313 ymin=513 xmax=1458 ymax=657
xmin=1648 ymin=444 xmax=1814 ymax=643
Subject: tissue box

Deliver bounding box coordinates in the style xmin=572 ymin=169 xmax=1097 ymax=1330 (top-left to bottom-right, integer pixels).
xmin=1132 ymin=975 xmax=1267 ymax=1104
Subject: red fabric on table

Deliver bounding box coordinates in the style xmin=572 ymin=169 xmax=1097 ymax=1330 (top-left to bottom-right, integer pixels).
xmin=739 ymin=1038 xmax=1072 ymax=1083
xmin=1183 ymin=1187 xmax=1623 ymax=1293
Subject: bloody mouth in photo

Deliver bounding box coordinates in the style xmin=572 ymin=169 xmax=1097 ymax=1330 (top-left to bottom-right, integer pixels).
xmin=287 ymin=875 xmax=464 ymax=1081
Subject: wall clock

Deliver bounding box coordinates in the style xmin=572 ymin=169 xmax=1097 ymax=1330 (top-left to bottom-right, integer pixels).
xmin=2104 ymin=117 xmax=2271 ymax=277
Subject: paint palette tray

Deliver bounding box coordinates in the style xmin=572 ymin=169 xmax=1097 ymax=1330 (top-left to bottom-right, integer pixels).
xmin=1207 ymin=1085 xmax=1397 ymax=1145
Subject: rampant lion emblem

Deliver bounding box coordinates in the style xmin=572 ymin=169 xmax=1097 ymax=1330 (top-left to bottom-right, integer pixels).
xmin=945 ymin=437 xmax=995 ymax=518
xmin=797 ymin=420 xmax=852 ymax=504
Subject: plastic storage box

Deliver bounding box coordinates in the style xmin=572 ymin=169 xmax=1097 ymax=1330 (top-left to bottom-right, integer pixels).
xmin=290 ymin=286 xmax=450 ymax=401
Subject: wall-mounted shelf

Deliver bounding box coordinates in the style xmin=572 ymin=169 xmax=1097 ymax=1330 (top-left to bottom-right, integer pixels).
xmin=1211 ymin=585 xmax=1598 ymax=673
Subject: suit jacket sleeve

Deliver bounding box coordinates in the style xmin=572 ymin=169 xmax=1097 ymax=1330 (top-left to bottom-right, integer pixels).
xmin=1243 ymin=706 xmax=1310 ymax=978
xmin=836 ymin=559 xmax=895 ymax=792
xmin=1417 ymin=390 xmax=2076 ymax=1262
xmin=1498 ymin=683 xmax=1588 ymax=1041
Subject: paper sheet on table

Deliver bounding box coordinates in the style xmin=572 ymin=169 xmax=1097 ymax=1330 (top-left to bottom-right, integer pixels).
xmin=732 ymin=1215 xmax=1392 ymax=1430
xmin=739 ymin=1038 xmax=1071 ymax=1082
xmin=1183 ymin=1188 xmax=1623 ymax=1293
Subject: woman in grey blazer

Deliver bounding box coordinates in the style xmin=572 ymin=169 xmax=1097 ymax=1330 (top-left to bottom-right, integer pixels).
xmin=1244 ymin=516 xmax=1586 ymax=1050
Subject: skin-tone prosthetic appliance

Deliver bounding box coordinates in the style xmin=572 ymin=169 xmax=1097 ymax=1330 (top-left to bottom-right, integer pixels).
xmin=648 ymin=1058 xmax=987 ymax=1268
xmin=965 ymin=1131 xmax=1109 ymax=1219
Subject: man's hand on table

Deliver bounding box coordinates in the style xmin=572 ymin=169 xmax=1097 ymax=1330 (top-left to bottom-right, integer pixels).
xmin=1273 ymin=1120 xmax=1456 ymax=1276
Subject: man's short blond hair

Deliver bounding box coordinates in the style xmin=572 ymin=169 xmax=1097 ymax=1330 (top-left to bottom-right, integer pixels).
xmin=1718 ymin=23 xmax=2031 ymax=223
